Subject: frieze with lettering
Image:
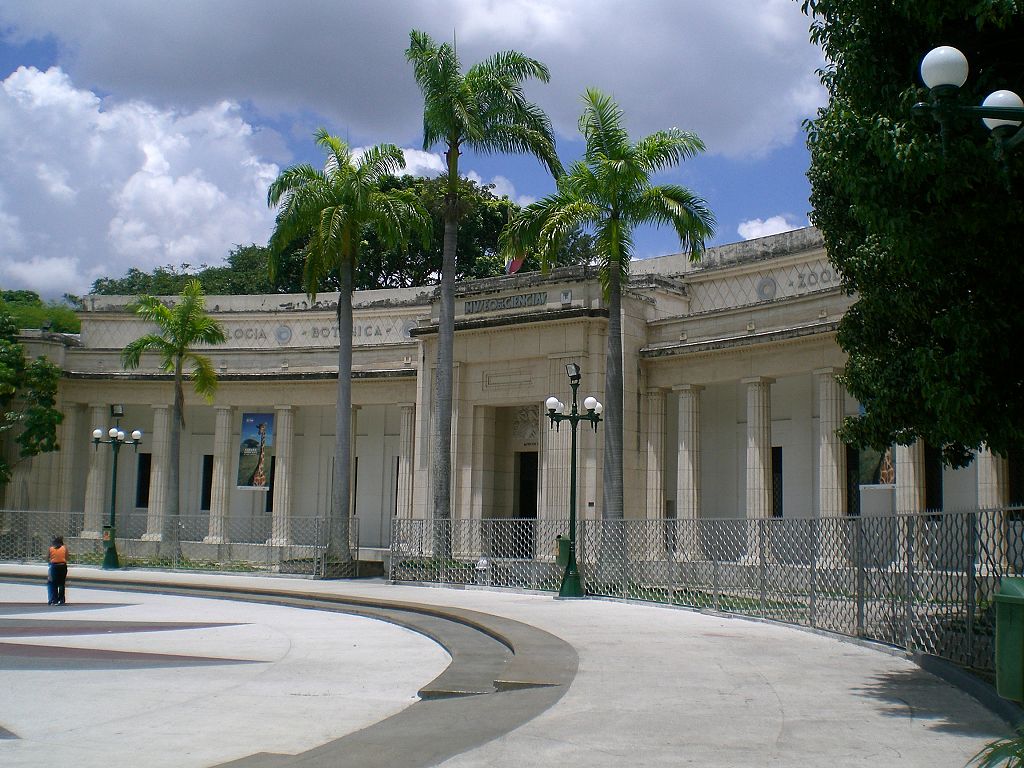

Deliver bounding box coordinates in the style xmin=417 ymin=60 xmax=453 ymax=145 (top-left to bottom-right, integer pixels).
xmin=464 ymin=292 xmax=548 ymax=315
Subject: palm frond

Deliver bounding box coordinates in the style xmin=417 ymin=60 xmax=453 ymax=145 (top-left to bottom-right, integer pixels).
xmin=633 ymin=129 xmax=707 ymax=174
xmin=579 ymin=88 xmax=629 ymax=163
xmin=632 ymin=185 xmax=716 ymax=256
xmin=187 ymin=352 xmax=219 ymax=401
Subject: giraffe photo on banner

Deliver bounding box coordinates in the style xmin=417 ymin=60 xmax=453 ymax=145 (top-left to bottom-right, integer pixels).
xmin=237 ymin=412 xmax=275 ymax=490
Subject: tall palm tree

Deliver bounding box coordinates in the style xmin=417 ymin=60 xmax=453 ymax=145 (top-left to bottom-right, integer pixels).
xmin=406 ymin=29 xmax=562 ymax=529
xmin=502 ymin=89 xmax=715 ymax=520
xmin=122 ymin=279 xmax=226 ymax=558
xmin=267 ymin=129 xmax=429 ymax=565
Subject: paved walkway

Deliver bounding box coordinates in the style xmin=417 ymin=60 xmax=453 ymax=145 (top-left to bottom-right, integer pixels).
xmin=0 ymin=564 xmax=1014 ymax=767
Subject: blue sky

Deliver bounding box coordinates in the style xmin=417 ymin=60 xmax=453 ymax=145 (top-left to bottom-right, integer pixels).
xmin=0 ymin=1 xmax=825 ymax=298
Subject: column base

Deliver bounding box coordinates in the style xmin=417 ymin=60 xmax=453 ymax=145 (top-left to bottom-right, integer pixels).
xmin=203 ymin=536 xmax=226 ymax=545
xmin=141 ymin=532 xmax=164 ymax=541
xmin=266 ymin=537 xmax=291 ymax=546
xmin=78 ymin=530 xmax=102 ymax=539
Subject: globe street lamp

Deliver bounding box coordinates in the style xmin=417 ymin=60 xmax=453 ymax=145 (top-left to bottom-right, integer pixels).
xmin=545 ymin=362 xmax=602 ymax=598
xmin=913 ymin=45 xmax=1024 ymax=153
xmin=92 ymin=404 xmax=143 ymax=569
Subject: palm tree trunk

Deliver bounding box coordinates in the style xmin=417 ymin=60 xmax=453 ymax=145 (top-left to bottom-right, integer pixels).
xmin=601 ymin=264 xmax=626 ymax=586
xmin=432 ymin=157 xmax=459 ymax=558
xmin=603 ymin=265 xmax=625 ymax=520
xmin=163 ymin=369 xmax=184 ymax=562
xmin=331 ymin=260 xmax=355 ymax=568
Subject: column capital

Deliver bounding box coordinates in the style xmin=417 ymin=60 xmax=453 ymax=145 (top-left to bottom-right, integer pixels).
xmin=274 ymin=404 xmax=294 ymax=412
xmin=741 ymin=376 xmax=775 ymax=386
xmin=672 ymin=383 xmax=704 ymax=393
xmin=398 ymin=402 xmax=416 ymax=410
xmin=214 ymin=404 xmax=233 ymax=412
xmin=813 ymin=367 xmax=845 ymax=377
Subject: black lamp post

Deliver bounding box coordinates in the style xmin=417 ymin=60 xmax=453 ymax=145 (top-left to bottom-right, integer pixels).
xmin=92 ymin=404 xmax=143 ymax=569
xmin=913 ymin=45 xmax=1024 ymax=153
xmin=545 ymin=362 xmax=602 ymax=598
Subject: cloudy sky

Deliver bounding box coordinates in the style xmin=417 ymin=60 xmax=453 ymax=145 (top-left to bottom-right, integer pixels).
xmin=0 ymin=0 xmax=825 ymax=298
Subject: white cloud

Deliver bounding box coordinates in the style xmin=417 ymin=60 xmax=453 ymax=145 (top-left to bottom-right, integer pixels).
xmin=399 ymin=149 xmax=446 ymax=177
xmin=0 ymin=66 xmax=278 ymax=297
xmin=0 ymin=0 xmax=824 ymax=158
xmin=737 ymin=215 xmax=804 ymax=240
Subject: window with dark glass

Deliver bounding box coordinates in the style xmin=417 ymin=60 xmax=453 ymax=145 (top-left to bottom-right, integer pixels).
xmin=771 ymin=446 xmax=783 ymax=518
xmin=135 ymin=453 xmax=152 ymax=508
xmin=264 ymin=456 xmax=276 ymax=513
xmin=924 ymin=443 xmax=944 ymax=513
xmin=200 ymin=454 xmax=214 ymax=511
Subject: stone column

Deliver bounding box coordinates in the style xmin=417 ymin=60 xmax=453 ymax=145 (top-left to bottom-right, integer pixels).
xmin=80 ymin=403 xmax=110 ymax=538
xmin=645 ymin=389 xmax=666 ymax=520
xmin=894 ymin=441 xmax=926 ymax=566
xmin=674 ymin=385 xmax=703 ymax=559
xmin=204 ymin=405 xmax=233 ymax=544
xmin=643 ymin=389 xmax=666 ymax=560
xmin=269 ymin=405 xmax=294 ymax=545
xmin=396 ymin=404 xmax=416 ymax=520
xmin=55 ymin=403 xmax=81 ymax=514
xmin=143 ymin=404 xmax=171 ymax=541
xmin=816 ymin=368 xmax=846 ymax=517
xmin=816 ymin=369 xmax=848 ymax=566
xmin=743 ymin=377 xmax=773 ymax=562
xmin=894 ymin=442 xmax=925 ymax=515
xmin=976 ymin=446 xmax=1008 ymax=570
xmin=743 ymin=377 xmax=774 ymax=519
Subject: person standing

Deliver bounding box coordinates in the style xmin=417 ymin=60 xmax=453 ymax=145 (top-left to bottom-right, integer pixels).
xmin=47 ymin=536 xmax=68 ymax=605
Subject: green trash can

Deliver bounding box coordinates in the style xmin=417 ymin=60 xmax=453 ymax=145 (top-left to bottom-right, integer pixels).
xmin=556 ymin=535 xmax=571 ymax=569
xmin=995 ymin=576 xmax=1024 ymax=702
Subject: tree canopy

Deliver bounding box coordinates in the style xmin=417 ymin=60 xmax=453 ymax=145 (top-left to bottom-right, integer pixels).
xmin=802 ymin=0 xmax=1024 ymax=466
xmin=0 ymin=310 xmax=63 ymax=488
xmin=0 ymin=291 xmax=80 ymax=333
xmin=90 ymin=176 xmax=594 ymax=298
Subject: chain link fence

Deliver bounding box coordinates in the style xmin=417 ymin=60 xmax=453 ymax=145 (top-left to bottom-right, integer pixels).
xmin=0 ymin=509 xmax=359 ymax=578
xmin=391 ymin=508 xmax=1024 ymax=677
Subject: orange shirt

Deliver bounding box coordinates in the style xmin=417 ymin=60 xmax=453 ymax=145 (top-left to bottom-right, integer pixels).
xmin=48 ymin=545 xmax=67 ymax=565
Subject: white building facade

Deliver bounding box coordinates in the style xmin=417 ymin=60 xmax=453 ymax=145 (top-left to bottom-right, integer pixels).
xmin=7 ymin=228 xmax=1020 ymax=560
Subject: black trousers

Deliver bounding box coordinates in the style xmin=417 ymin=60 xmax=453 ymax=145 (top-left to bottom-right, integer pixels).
xmin=47 ymin=563 xmax=67 ymax=604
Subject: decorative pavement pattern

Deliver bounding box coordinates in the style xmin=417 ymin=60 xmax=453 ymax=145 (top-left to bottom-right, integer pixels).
xmin=0 ymin=601 xmax=261 ymax=738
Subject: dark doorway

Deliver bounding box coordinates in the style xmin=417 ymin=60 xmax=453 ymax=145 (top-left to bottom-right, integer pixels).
xmin=517 ymin=451 xmax=539 ymax=520
xmin=498 ymin=451 xmax=538 ymax=559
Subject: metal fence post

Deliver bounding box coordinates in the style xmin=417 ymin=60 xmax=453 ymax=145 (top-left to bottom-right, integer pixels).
xmin=667 ymin=518 xmax=676 ymax=606
xmin=809 ymin=518 xmax=818 ymax=628
xmin=713 ymin=556 xmax=720 ymax=611
xmin=758 ymin=518 xmax=767 ymax=617
xmin=855 ymin=516 xmax=865 ymax=638
xmin=967 ymin=511 xmax=977 ymax=664
xmin=904 ymin=515 xmax=915 ymax=651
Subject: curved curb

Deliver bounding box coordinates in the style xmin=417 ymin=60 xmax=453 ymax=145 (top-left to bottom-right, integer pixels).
xmin=1 ymin=569 xmax=578 ymax=767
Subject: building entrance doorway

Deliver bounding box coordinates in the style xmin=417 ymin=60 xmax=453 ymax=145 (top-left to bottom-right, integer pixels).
xmin=496 ymin=451 xmax=538 ymax=559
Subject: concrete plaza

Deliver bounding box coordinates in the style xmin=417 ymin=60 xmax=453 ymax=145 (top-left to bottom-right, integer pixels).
xmin=0 ymin=564 xmax=1014 ymax=767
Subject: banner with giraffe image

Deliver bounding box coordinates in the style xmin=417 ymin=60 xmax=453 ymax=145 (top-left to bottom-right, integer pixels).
xmin=237 ymin=412 xmax=275 ymax=490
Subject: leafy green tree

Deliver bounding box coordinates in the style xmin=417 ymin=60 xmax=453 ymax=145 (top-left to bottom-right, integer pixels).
xmin=406 ymin=29 xmax=561 ymax=527
xmin=502 ymin=89 xmax=714 ymax=519
xmin=267 ymin=129 xmax=429 ymax=563
xmin=356 ymin=175 xmax=519 ymax=288
xmin=121 ymin=280 xmax=227 ymax=556
xmin=0 ymin=291 xmax=80 ymax=333
xmin=91 ymin=245 xmax=300 ymax=297
xmin=802 ymin=1 xmax=1024 ymax=466
xmin=0 ymin=311 xmax=63 ymax=490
